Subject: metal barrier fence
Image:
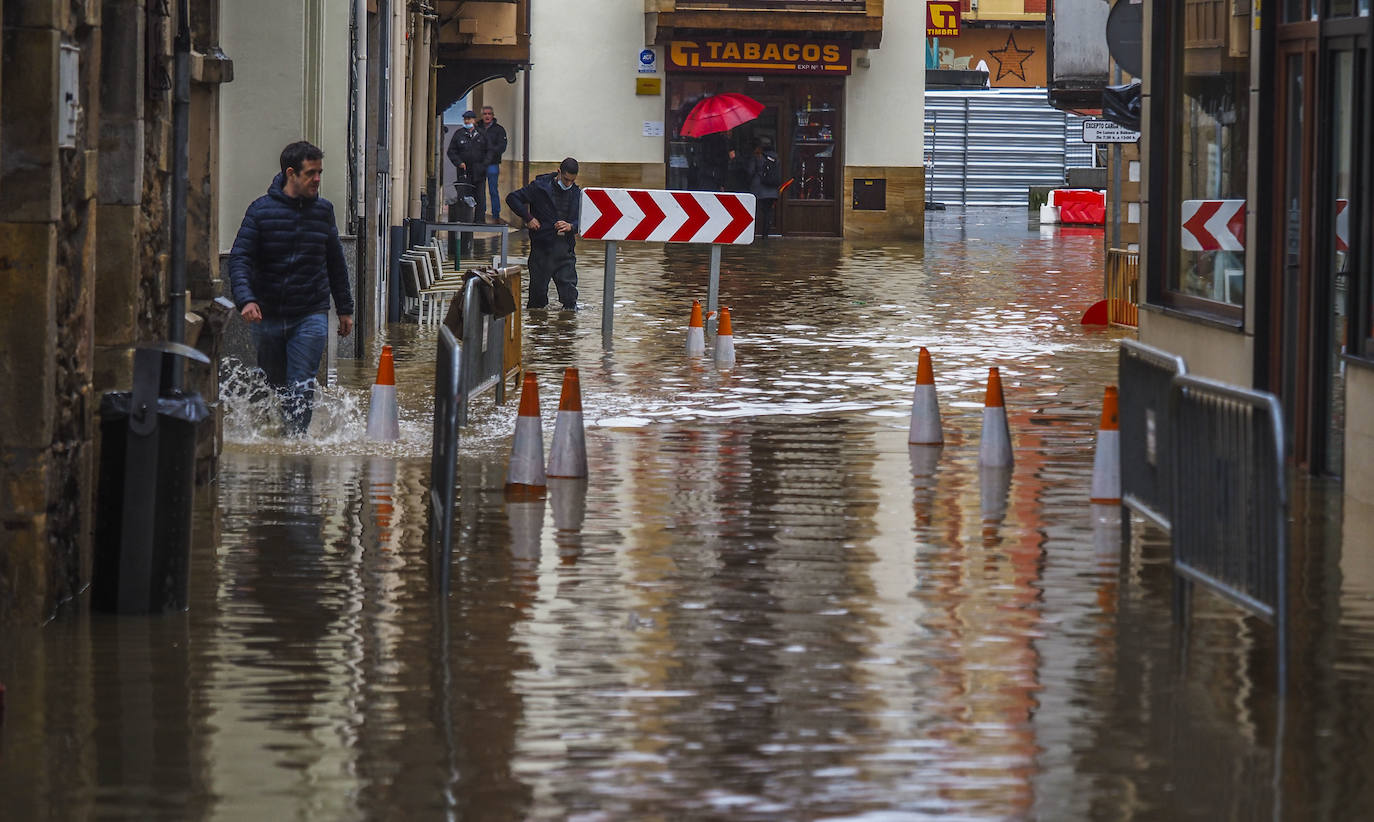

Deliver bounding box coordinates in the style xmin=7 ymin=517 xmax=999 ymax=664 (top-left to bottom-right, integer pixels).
xmin=1169 ymin=375 xmax=1288 ymax=638
xmin=430 ymin=326 xmax=460 ymax=592
xmin=452 ymin=270 xmax=523 ymax=427
xmin=1105 ymin=248 xmax=1139 ymax=327
xmin=1119 ymin=340 xmax=1187 ymax=531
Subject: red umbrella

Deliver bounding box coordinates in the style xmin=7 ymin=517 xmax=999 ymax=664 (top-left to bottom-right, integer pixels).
xmin=679 ymin=93 xmax=765 ymax=138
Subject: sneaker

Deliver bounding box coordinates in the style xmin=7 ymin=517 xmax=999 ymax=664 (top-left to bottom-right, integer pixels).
xmin=560 ymin=303 xmax=578 ymax=313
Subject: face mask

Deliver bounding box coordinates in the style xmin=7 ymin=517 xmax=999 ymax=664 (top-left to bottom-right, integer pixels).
xmin=463 ymin=122 xmax=475 ymax=129
xmin=556 ymin=178 xmax=573 ymax=190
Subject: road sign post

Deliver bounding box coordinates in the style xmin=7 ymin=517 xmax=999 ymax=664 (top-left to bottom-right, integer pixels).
xmin=580 ymin=187 xmax=756 ymax=346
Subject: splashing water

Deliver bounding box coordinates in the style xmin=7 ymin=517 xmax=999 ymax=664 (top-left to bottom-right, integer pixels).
xmin=219 ymin=358 xmax=434 ymax=457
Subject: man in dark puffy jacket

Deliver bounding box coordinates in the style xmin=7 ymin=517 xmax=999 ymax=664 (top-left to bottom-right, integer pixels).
xmin=229 ymin=141 xmax=354 ymax=436
xmin=477 ymin=105 xmax=508 ymax=223
xmin=506 ymin=158 xmax=581 ymax=311
xmin=446 ymin=110 xmax=488 ymax=220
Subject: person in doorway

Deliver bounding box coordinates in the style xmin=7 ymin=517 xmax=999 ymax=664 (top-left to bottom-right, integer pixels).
xmin=446 ymin=109 xmax=488 ymax=220
xmin=229 ymin=140 xmax=354 ymax=436
xmin=506 ymin=158 xmax=582 ymax=311
xmin=477 ymin=105 xmax=508 ymax=223
xmin=745 ymin=137 xmax=781 ymax=240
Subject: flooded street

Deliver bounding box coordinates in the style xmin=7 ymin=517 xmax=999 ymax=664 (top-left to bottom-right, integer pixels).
xmin=4 ymin=210 xmax=1373 ymax=819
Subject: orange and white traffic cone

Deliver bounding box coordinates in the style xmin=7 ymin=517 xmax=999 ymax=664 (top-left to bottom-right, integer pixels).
xmin=1090 ymin=385 xmax=1121 ymax=504
xmin=505 ymin=372 xmax=546 ymax=499
xmin=978 ymin=366 xmax=1014 ymax=467
xmin=365 ymin=345 xmax=401 ymax=441
xmin=908 ymin=347 xmax=944 ymax=445
xmin=687 ymin=300 xmax=706 ymax=356
xmin=714 ymin=306 xmax=735 ymax=365
xmin=547 ymin=367 xmax=588 ymax=479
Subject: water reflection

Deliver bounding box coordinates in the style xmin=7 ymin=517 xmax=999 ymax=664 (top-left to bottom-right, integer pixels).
xmin=4 ymin=210 xmax=1373 ymax=818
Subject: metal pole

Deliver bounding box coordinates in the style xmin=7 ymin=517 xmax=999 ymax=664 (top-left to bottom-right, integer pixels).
xmin=1111 ymin=65 xmax=1123 ymax=251
xmin=601 ymin=240 xmax=617 ymax=346
xmin=707 ymin=244 xmax=721 ymax=337
xmin=169 ymin=0 xmax=191 ymax=389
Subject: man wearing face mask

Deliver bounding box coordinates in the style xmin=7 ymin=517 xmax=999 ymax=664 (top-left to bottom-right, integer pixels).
xmin=506 ymin=158 xmax=582 ymax=311
xmin=446 ymin=110 xmax=489 ymax=220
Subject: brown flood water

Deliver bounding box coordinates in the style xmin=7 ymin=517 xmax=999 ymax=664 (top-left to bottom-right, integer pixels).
xmin=3 ymin=209 xmax=1373 ymax=820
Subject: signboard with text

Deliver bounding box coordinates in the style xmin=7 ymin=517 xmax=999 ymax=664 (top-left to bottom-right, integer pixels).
xmin=927 ymin=2 xmax=962 ymax=37
xmin=1082 ymin=119 xmax=1141 ymax=143
xmin=667 ymin=39 xmax=851 ymax=75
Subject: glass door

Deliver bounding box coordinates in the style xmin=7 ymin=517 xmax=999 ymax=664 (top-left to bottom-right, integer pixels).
xmin=1316 ymin=42 xmax=1366 ymax=475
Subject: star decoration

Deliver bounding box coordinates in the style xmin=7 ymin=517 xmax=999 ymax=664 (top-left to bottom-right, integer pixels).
xmin=988 ymin=32 xmax=1035 ymax=82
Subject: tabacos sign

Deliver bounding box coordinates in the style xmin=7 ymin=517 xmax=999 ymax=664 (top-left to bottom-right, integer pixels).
xmin=668 ymin=39 xmax=851 ymax=74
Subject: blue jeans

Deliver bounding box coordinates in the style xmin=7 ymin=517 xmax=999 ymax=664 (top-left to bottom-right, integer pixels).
xmin=486 ymin=163 xmax=501 ymax=219
xmin=251 ymin=312 xmax=329 ymax=435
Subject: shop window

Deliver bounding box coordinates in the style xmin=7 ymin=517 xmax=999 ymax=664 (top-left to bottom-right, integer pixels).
xmin=1162 ymin=23 xmax=1251 ymax=313
xmin=789 ymin=89 xmax=837 ymax=202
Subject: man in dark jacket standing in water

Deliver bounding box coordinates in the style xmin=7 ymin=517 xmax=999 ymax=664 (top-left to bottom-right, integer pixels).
xmin=229 ymin=141 xmax=354 ymax=436
xmin=506 ymin=158 xmax=581 ymax=311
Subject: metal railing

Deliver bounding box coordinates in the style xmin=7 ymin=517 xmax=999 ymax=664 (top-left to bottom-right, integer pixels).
xmin=1166 ymin=373 xmax=1289 ymax=819
xmin=452 ymin=269 xmax=523 ymax=427
xmin=1119 ymin=340 xmax=1187 ymax=531
xmin=1105 ymin=248 xmax=1140 ymax=327
xmin=430 ymin=326 xmax=460 ymax=592
xmin=1169 ymin=375 xmax=1288 ymax=635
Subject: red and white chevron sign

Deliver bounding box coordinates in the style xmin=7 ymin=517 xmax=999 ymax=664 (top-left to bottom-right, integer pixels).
xmin=580 ymin=188 xmax=756 ymax=244
xmin=1336 ymin=198 xmax=1350 ymax=252
xmin=1181 ymin=199 xmax=1245 ymax=252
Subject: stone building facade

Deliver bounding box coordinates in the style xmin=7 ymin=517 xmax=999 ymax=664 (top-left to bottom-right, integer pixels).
xmin=1 ymin=0 xmax=232 ymax=625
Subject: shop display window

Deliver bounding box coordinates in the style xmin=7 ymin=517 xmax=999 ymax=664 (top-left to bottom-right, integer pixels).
xmin=1164 ymin=35 xmax=1250 ymax=309
xmin=790 ymin=90 xmax=837 ymax=202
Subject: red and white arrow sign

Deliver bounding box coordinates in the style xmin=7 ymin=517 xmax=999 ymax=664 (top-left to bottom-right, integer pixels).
xmin=1336 ymin=198 xmax=1350 ymax=253
xmin=580 ymin=188 xmax=756 ymax=244
xmin=1181 ymin=199 xmax=1246 ymax=252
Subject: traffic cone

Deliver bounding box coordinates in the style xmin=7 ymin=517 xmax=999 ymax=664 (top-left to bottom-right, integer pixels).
xmin=978 ymin=366 xmax=1014 ymax=467
xmin=908 ymin=347 xmax=944 ymax=445
xmin=686 ymin=300 xmax=706 ymax=356
xmin=505 ymin=372 xmax=546 ymax=499
xmin=1090 ymin=385 xmax=1121 ymax=504
xmin=714 ymin=306 xmax=735 ymax=365
xmin=547 ymin=367 xmax=588 ymax=479
xmin=365 ymin=345 xmax=401 ymax=441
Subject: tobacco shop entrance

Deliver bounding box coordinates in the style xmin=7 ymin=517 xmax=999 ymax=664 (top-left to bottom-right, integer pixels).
xmin=665 ymin=38 xmax=850 ymax=237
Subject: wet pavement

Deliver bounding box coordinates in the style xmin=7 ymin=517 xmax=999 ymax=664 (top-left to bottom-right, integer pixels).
xmin=3 ymin=209 xmax=1373 ymax=819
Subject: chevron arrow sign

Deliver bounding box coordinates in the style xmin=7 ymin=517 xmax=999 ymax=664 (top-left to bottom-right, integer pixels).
xmin=1180 ymin=199 xmax=1246 ymax=252
xmin=580 ymin=188 xmax=756 ymax=244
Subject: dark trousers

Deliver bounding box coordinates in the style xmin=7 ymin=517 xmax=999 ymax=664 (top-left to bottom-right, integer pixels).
xmin=251 ymin=312 xmax=329 ymax=435
xmin=469 ymin=171 xmax=487 ymax=222
xmin=527 ymin=242 xmax=578 ymax=309
xmin=756 ymin=198 xmax=776 ymax=240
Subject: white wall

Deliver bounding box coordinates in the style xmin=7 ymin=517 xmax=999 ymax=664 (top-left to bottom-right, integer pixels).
xmin=846 ymin=1 xmax=925 ymax=167
xmin=219 ymin=0 xmax=352 ymax=245
xmin=528 ymin=0 xmax=663 ymax=164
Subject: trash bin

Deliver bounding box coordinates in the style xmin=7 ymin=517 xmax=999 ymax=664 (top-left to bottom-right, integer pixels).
xmin=451 ymin=181 xmax=478 ymax=258
xmin=93 ymin=343 xmax=211 ymax=614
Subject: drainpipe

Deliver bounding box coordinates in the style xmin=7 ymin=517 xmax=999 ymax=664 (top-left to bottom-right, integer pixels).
xmin=170 ymin=0 xmax=192 ymax=388
xmin=521 ymin=0 xmax=531 ymax=184
xmin=352 ymin=0 xmax=368 ymax=356
xmin=376 ymin=0 xmax=391 ymax=324
xmin=409 ymin=8 xmax=433 ymax=218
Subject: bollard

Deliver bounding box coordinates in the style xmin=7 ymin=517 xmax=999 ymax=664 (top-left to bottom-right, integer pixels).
xmin=93 ymin=342 xmax=211 ymax=614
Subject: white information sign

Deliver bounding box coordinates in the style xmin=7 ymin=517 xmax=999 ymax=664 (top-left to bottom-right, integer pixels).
xmin=642 ymin=121 xmax=664 ymax=137
xmin=1082 ymin=119 xmax=1141 ymax=143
